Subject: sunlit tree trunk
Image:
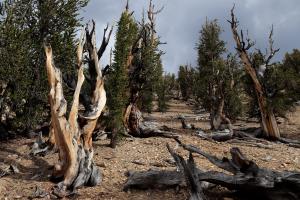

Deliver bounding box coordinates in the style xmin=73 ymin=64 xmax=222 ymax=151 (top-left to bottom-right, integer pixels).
xmin=44 ymin=22 xmax=112 ymax=197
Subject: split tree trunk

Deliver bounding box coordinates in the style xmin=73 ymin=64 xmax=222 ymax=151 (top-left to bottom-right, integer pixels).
xmin=44 ymin=22 xmax=110 ymax=197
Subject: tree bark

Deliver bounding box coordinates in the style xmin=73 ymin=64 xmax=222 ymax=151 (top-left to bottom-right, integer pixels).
xmin=124 ymin=103 xmax=178 ymax=138
xmin=44 ymin=22 xmax=110 ymax=197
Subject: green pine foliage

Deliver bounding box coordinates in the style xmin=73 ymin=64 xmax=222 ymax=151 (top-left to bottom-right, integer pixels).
xmin=106 ymin=9 xmax=138 ymax=134
xmin=139 ymin=36 xmax=155 ymax=112
xmin=156 ymin=65 xmax=168 ymax=112
xmin=243 ymin=49 xmax=300 ymax=118
xmin=195 ymin=19 xmax=226 ymax=109
xmin=139 ymin=30 xmax=165 ymax=113
xmin=195 ymin=19 xmax=242 ymax=120
xmin=0 ymin=0 xmax=88 ymax=131
xmin=156 ymin=73 xmax=177 ymax=112
xmin=222 ymin=54 xmax=244 ymax=120
xmin=177 ymin=65 xmax=195 ymax=100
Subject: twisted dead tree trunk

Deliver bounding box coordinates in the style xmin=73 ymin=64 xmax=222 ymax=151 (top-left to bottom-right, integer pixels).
xmin=228 ymin=6 xmax=280 ymax=140
xmin=44 ymin=22 xmax=112 ymax=197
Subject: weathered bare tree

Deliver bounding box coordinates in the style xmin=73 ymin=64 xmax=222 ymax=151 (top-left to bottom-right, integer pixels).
xmin=44 ymin=21 xmax=112 ymax=197
xmin=228 ymin=6 xmax=280 ymax=139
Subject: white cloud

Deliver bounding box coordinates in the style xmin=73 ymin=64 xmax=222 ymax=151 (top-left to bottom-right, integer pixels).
xmin=81 ymin=0 xmax=300 ymax=74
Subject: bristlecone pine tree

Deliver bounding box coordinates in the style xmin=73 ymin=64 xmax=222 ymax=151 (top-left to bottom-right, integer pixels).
xmin=106 ymin=4 xmax=138 ymax=148
xmin=138 ymin=3 xmax=165 ymax=113
xmin=195 ymin=19 xmax=242 ymax=131
xmin=156 ymin=71 xmax=170 ymax=113
xmin=229 ymin=6 xmax=300 ymax=139
xmin=107 ymin=1 xmax=173 ymax=144
xmin=44 ymin=22 xmax=111 ymax=197
xmin=0 ymin=0 xmax=88 ymax=134
xmin=122 ymin=0 xmax=176 ymax=139
xmin=178 ymin=65 xmax=196 ymax=100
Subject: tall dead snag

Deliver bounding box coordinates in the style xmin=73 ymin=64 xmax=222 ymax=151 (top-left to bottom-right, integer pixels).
xmin=228 ymin=6 xmax=280 ymax=139
xmin=44 ymin=21 xmax=112 ymax=197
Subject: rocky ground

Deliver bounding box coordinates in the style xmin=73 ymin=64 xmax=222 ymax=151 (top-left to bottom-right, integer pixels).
xmin=0 ymin=100 xmax=299 ymax=200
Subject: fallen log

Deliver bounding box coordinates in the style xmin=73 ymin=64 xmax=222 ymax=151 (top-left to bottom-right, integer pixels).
xmin=196 ymin=127 xmax=300 ymax=148
xmin=167 ymin=144 xmax=208 ymax=200
xmin=124 ymin=139 xmax=300 ymax=200
xmin=176 ymin=138 xmax=300 ymax=199
xmin=123 ymin=170 xmax=185 ymax=191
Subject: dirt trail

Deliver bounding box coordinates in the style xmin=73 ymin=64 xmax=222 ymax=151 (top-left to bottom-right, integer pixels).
xmin=0 ymin=100 xmax=299 ymax=199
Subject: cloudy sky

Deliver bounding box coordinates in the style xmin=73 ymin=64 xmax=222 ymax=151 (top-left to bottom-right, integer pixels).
xmin=81 ymin=0 xmax=300 ymax=74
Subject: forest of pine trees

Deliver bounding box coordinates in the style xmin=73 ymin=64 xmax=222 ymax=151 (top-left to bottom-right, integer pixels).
xmin=0 ymin=0 xmax=299 ymax=199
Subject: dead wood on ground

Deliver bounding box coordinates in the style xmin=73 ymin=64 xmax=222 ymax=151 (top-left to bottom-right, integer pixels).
xmin=124 ymin=139 xmax=300 ymax=200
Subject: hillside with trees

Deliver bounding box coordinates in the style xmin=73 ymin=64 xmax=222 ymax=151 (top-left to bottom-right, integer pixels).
xmin=0 ymin=0 xmax=299 ymax=199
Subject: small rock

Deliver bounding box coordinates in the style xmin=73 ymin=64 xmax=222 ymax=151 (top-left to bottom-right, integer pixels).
xmin=98 ymin=134 xmax=107 ymax=140
xmin=164 ymin=158 xmax=176 ymax=166
xmin=97 ymin=162 xmax=106 ymax=168
xmin=196 ymin=130 xmax=205 ymax=135
xmin=294 ymin=157 xmax=300 ymax=164
xmin=132 ymin=160 xmax=146 ymax=165
xmin=104 ymin=155 xmax=115 ymax=160
xmin=262 ymin=156 xmax=272 ymax=162
xmin=150 ymin=162 xmax=167 ymax=167
xmin=281 ymin=163 xmax=288 ymax=168
xmin=31 ymin=185 xmax=48 ymax=198
xmin=224 ymin=129 xmax=230 ymax=133
xmin=143 ymin=140 xmax=153 ymax=145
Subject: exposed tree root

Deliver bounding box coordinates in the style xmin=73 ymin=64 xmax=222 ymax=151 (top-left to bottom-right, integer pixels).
xmin=52 ymin=145 xmax=101 ymax=198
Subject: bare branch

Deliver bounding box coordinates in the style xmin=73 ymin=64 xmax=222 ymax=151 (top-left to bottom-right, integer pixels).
xmin=265 ymin=25 xmax=280 ymax=66
xmin=69 ymin=28 xmax=86 ymax=137
xmin=97 ymin=23 xmax=114 ymax=59
xmin=125 ymin=0 xmax=129 ymax=11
